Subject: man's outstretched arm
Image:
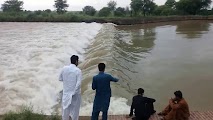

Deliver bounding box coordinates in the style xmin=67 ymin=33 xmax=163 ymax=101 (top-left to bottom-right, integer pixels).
xmin=109 ymin=75 xmax=119 ymax=82
xmin=145 ymin=97 xmax=156 ymax=103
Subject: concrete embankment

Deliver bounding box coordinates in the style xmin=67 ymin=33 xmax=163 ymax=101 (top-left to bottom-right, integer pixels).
xmin=1 ymin=111 xmax=213 ymax=120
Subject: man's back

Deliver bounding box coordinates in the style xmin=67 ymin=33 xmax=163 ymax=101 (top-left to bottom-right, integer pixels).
xmin=176 ymin=98 xmax=190 ymax=120
xmin=92 ymin=72 xmax=118 ymax=97
xmin=60 ymin=64 xmax=81 ymax=95
xmin=131 ymin=95 xmax=156 ymax=118
xmin=91 ymin=71 xmax=118 ymax=120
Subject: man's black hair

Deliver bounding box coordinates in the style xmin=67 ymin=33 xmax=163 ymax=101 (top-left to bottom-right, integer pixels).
xmin=70 ymin=55 xmax=79 ymax=64
xmin=138 ymin=88 xmax=144 ymax=95
xmin=98 ymin=63 xmax=105 ymax=71
xmin=174 ymin=90 xmax=183 ymax=99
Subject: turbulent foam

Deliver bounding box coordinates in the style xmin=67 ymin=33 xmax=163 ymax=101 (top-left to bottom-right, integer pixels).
xmin=0 ymin=22 xmax=131 ymax=115
xmin=80 ymin=84 xmax=130 ymax=116
xmin=0 ymin=22 xmax=102 ymax=114
xmin=81 ymin=96 xmax=130 ymax=116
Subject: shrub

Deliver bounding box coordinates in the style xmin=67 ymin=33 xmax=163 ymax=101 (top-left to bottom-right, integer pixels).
xmin=3 ymin=106 xmax=61 ymax=120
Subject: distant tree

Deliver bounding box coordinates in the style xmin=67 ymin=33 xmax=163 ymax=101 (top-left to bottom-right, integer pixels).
xmin=154 ymin=5 xmax=175 ymax=16
xmin=125 ymin=6 xmax=130 ymax=12
xmin=44 ymin=9 xmax=51 ymax=13
xmin=26 ymin=13 xmax=36 ymax=20
xmin=98 ymin=7 xmax=111 ymax=17
xmin=141 ymin=0 xmax=157 ymax=16
xmin=148 ymin=0 xmax=158 ymax=15
xmin=114 ymin=7 xmax=126 ymax=17
xmin=131 ymin=0 xmax=156 ymax=16
xmin=153 ymin=5 xmax=163 ymax=15
xmin=130 ymin=0 xmax=143 ymax=16
xmin=83 ymin=6 xmax=96 ymax=16
xmin=35 ymin=10 xmax=42 ymax=15
xmin=165 ymin=0 xmax=176 ymax=8
xmin=197 ymin=9 xmax=210 ymax=15
xmin=79 ymin=11 xmax=83 ymax=14
xmin=107 ymin=1 xmax=117 ymax=11
xmin=54 ymin=0 xmax=69 ymax=14
xmin=161 ymin=6 xmax=175 ymax=15
xmin=23 ymin=10 xmax=32 ymax=13
xmin=176 ymin=0 xmax=212 ymax=15
xmin=211 ymin=7 xmax=213 ymax=15
xmin=125 ymin=6 xmax=131 ymax=15
xmin=1 ymin=0 xmax=23 ymax=12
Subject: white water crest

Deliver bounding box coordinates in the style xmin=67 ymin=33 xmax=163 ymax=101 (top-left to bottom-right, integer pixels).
xmin=79 ymin=24 xmax=131 ymax=116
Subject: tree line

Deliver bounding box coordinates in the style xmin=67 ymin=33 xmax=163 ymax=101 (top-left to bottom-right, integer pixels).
xmin=1 ymin=0 xmax=213 ymax=17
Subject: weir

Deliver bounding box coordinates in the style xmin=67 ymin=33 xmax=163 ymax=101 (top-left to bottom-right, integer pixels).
xmin=1 ymin=21 xmax=213 ymax=117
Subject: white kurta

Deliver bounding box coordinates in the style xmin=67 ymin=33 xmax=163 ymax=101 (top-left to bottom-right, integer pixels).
xmin=59 ymin=64 xmax=82 ymax=120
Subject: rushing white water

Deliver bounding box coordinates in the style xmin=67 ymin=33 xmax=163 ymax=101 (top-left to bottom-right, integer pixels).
xmin=80 ymin=84 xmax=130 ymax=116
xmin=0 ymin=22 xmax=130 ymax=115
xmin=0 ymin=22 xmax=103 ymax=114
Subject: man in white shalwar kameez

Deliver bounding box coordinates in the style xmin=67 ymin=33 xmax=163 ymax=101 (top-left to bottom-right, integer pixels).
xmin=59 ymin=55 xmax=82 ymax=120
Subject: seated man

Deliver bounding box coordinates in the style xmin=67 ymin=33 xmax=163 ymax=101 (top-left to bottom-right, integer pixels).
xmin=128 ymin=88 xmax=156 ymax=120
xmin=158 ymin=91 xmax=190 ymax=120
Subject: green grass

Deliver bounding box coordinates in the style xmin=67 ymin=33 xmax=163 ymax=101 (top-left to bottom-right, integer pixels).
xmin=0 ymin=11 xmax=213 ymax=24
xmin=2 ymin=106 xmax=61 ymax=120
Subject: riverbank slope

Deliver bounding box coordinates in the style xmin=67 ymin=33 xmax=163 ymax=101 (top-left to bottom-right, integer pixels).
xmin=0 ymin=15 xmax=213 ymax=25
xmin=85 ymin=16 xmax=213 ymax=25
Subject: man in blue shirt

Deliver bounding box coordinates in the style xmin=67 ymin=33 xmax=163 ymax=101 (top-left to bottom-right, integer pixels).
xmin=91 ymin=63 xmax=119 ymax=120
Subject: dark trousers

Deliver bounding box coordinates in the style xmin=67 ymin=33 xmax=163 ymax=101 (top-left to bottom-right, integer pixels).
xmin=134 ymin=103 xmax=155 ymax=120
xmin=91 ymin=110 xmax=108 ymax=120
xmin=146 ymin=102 xmax=155 ymax=115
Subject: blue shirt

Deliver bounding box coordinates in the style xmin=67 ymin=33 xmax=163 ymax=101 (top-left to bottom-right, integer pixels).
xmin=92 ymin=72 xmax=119 ymax=112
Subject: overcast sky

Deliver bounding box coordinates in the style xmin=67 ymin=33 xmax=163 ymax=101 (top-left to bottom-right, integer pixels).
xmin=0 ymin=0 xmax=212 ymax=11
xmin=0 ymin=0 xmax=171 ymax=11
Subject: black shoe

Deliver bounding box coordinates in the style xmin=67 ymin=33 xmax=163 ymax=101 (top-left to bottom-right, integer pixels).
xmin=158 ymin=112 xmax=165 ymax=116
xmin=132 ymin=117 xmax=136 ymax=120
xmin=151 ymin=110 xmax=156 ymax=115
